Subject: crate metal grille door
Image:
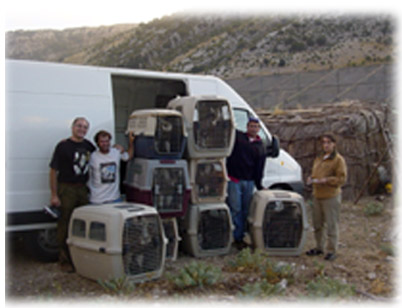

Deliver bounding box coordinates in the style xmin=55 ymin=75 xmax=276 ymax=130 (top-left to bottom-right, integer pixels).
xmin=152 ymin=168 xmax=184 ymax=213
xmin=197 ymin=209 xmax=231 ymax=250
xmin=122 ymin=215 xmax=163 ymax=276
xmin=155 ymin=116 xmax=183 ymax=155
xmin=262 ymin=201 xmax=303 ymax=248
xmin=195 ymin=161 xmax=225 ymax=201
xmin=194 ymin=101 xmax=232 ymax=149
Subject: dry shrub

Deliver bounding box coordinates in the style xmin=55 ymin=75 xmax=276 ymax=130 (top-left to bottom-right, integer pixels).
xmin=258 ymin=100 xmax=394 ymax=200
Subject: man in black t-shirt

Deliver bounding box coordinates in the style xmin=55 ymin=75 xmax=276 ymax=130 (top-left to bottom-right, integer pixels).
xmin=49 ymin=117 xmax=95 ymax=272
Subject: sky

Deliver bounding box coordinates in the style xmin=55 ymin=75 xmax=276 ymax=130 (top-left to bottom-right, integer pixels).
xmin=3 ymin=0 xmax=400 ymax=32
xmin=1 ymin=0 xmax=402 ymax=304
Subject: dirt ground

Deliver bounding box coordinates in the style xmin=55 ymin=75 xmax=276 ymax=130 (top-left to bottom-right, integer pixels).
xmin=5 ymin=195 xmax=397 ymax=304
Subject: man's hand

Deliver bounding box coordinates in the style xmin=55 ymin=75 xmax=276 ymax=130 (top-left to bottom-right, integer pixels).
xmin=113 ymin=144 xmax=125 ymax=153
xmin=50 ymin=195 xmax=61 ymax=207
xmin=129 ymin=132 xmax=135 ymax=143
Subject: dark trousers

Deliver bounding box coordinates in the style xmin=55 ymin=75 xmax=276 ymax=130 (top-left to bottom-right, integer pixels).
xmin=57 ymin=182 xmax=89 ymax=264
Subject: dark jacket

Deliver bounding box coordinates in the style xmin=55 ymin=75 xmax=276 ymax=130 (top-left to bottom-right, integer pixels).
xmin=226 ymin=130 xmax=266 ymax=190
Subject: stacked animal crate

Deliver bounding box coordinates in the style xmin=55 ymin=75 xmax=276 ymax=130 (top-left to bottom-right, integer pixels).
xmin=168 ymin=96 xmax=236 ymax=257
xmin=124 ymin=109 xmax=190 ymax=261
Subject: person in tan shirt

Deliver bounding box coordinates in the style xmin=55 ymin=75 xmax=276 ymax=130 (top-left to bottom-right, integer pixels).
xmin=306 ymin=132 xmax=347 ymax=261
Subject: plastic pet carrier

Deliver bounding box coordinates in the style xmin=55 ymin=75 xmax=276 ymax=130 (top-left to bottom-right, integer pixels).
xmin=167 ymin=96 xmax=235 ymax=158
xmin=181 ymin=203 xmax=233 ymax=258
xmin=188 ymin=158 xmax=228 ymax=204
xmin=67 ymin=202 xmax=167 ymax=282
xmin=126 ymin=109 xmax=187 ymax=159
xmin=248 ymin=190 xmax=309 ymax=256
xmin=162 ymin=217 xmax=181 ymax=261
xmin=125 ymin=158 xmax=191 ymax=218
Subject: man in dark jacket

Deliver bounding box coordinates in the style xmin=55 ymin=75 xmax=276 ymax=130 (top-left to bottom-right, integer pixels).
xmin=226 ymin=117 xmax=266 ymax=249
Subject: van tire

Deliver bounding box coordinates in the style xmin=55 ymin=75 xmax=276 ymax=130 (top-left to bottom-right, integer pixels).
xmin=24 ymin=229 xmax=59 ymax=262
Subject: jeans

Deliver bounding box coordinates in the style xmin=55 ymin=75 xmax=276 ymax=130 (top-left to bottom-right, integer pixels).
xmin=227 ymin=180 xmax=255 ymax=242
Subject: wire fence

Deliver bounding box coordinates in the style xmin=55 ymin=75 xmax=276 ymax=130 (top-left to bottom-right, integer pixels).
xmin=226 ymin=64 xmax=393 ymax=110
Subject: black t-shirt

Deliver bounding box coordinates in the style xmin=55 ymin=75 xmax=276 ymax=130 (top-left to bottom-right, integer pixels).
xmin=49 ymin=138 xmax=96 ymax=183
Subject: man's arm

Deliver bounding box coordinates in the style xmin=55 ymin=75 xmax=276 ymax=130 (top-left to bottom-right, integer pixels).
xmin=49 ymin=168 xmax=61 ymax=206
xmin=127 ymin=132 xmax=135 ymax=160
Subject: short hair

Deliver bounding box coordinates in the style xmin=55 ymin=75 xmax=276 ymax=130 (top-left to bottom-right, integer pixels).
xmin=321 ymin=132 xmax=337 ymax=143
xmin=94 ymin=130 xmax=112 ymax=144
xmin=72 ymin=117 xmax=89 ymax=127
xmin=247 ymin=117 xmax=260 ymax=124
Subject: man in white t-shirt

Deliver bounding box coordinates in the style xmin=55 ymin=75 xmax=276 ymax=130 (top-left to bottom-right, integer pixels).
xmin=88 ymin=130 xmax=134 ymax=204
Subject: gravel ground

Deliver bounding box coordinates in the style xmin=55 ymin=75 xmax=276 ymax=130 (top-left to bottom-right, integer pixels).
xmin=5 ymin=196 xmax=397 ymax=304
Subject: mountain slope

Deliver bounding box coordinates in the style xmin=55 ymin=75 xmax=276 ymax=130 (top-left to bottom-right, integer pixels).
xmin=6 ymin=24 xmax=137 ymax=62
xmin=5 ymin=13 xmax=394 ymax=79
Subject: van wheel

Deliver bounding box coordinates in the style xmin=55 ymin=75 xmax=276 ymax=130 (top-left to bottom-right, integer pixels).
xmin=24 ymin=229 xmax=59 ymax=262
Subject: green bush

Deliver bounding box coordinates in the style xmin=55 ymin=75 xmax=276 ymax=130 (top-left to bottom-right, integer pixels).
xmin=364 ymin=201 xmax=384 ymax=216
xmin=380 ymin=243 xmax=395 ymax=256
xmin=227 ymin=248 xmax=295 ymax=284
xmin=97 ymin=276 xmax=135 ymax=295
xmin=306 ymin=276 xmax=355 ymax=298
xmin=227 ymin=248 xmax=270 ymax=273
xmin=240 ymin=279 xmax=284 ymax=298
xmin=167 ymin=261 xmax=222 ymax=289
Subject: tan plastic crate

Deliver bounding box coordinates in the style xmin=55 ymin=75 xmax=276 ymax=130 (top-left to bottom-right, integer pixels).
xmin=167 ymin=96 xmax=235 ymax=159
xmin=188 ymin=158 xmax=228 ymax=204
xmin=126 ymin=109 xmax=187 ymax=159
xmin=67 ymin=202 xmax=167 ymax=282
xmin=181 ymin=203 xmax=234 ymax=258
xmin=248 ymin=190 xmax=309 ymax=256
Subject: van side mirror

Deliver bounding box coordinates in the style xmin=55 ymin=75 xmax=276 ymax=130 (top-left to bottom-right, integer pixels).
xmin=266 ymin=135 xmax=280 ymax=158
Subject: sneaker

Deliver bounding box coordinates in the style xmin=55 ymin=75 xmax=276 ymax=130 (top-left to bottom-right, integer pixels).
xmin=44 ymin=205 xmax=61 ymax=219
xmin=324 ymin=253 xmax=337 ymax=261
xmin=306 ymin=248 xmax=324 ymax=256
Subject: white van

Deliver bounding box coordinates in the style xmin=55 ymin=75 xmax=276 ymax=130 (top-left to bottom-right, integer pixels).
xmin=5 ymin=59 xmax=303 ymax=261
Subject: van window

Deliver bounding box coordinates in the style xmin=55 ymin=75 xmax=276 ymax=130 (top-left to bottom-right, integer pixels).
xmin=233 ymin=108 xmax=269 ymax=146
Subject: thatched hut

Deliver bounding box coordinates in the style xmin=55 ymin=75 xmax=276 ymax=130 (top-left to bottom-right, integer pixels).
xmin=258 ymin=100 xmax=394 ymax=200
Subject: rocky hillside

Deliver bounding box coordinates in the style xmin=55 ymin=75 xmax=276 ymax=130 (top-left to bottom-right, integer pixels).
xmin=5 ymin=24 xmax=137 ymax=62
xmin=6 ymin=13 xmax=394 ymax=79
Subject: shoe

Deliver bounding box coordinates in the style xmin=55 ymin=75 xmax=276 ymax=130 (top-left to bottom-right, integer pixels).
xmin=44 ymin=205 xmax=61 ymax=219
xmin=306 ymin=248 xmax=324 ymax=256
xmin=234 ymin=241 xmax=248 ymax=251
xmin=59 ymin=262 xmax=75 ymax=273
xmin=324 ymin=253 xmax=337 ymax=261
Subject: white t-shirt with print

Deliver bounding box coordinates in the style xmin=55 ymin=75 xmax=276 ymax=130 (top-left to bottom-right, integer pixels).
xmin=88 ymin=147 xmax=129 ymax=204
